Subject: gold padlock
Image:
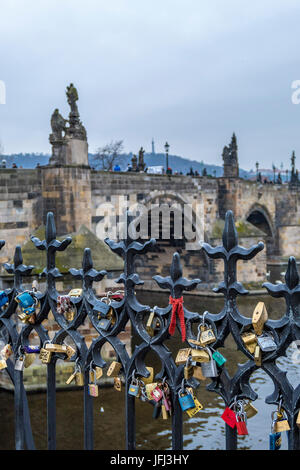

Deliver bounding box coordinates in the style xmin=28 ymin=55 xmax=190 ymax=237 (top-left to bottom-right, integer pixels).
xmin=68 ymin=289 xmax=83 ymax=297
xmin=254 ymin=345 xmax=262 ymax=366
xmin=275 ymin=417 xmax=291 ymax=432
xmin=146 ymin=311 xmax=156 ymax=336
xmin=193 ymin=365 xmax=206 ymax=381
xmin=114 ymin=377 xmax=122 ymax=391
xmin=107 ymin=306 xmax=116 ymax=326
xmin=24 ymin=353 xmax=36 ymax=368
xmin=184 ymin=357 xmax=194 ymax=379
xmin=145 ymin=382 xmax=158 ymax=400
xmin=107 ymin=361 xmax=122 ymax=377
xmin=244 ymin=401 xmax=258 ymax=419
xmin=0 ymin=358 xmax=7 ymax=370
xmin=75 ymin=372 xmax=84 ymax=386
xmin=65 ymin=346 xmax=76 ymax=361
xmin=199 ymin=327 xmax=216 ymax=346
xmin=296 ymin=410 xmax=300 ymax=428
xmin=241 ymin=332 xmax=257 ymax=354
xmin=161 ymin=405 xmax=169 ymax=420
xmin=39 ymin=348 xmax=52 ymax=364
xmin=175 ymin=348 xmax=192 ymax=365
xmin=190 ymin=348 xmax=210 ymax=363
xmin=90 ymin=367 xmax=103 ymax=382
xmin=66 ymin=371 xmax=77 ymax=385
xmin=141 ymin=367 xmax=154 ymax=385
xmin=252 ymin=302 xmax=268 ymax=336
xmin=186 ymin=397 xmax=203 ymax=417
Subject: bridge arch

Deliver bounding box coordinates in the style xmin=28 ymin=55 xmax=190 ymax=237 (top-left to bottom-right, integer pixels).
xmin=130 ymin=193 xmax=210 ymax=281
xmin=245 ymin=204 xmax=276 ymax=256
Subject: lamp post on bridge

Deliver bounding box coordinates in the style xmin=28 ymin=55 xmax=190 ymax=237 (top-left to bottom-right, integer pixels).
xmin=165 ymin=141 xmax=170 ymax=174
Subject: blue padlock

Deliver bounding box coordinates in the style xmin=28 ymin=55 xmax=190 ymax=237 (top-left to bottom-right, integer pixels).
xmin=0 ymin=291 xmax=8 ymax=308
xmin=178 ymin=391 xmax=196 ymax=411
xmin=16 ymin=292 xmax=35 ymax=309
xmin=269 ymin=431 xmax=282 ymax=450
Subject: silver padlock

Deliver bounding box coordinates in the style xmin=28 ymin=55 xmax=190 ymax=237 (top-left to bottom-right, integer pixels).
xmin=201 ymin=347 xmax=218 ymax=377
xmin=15 ymin=355 xmax=25 ymax=371
xmin=257 ymin=333 xmax=277 ymax=352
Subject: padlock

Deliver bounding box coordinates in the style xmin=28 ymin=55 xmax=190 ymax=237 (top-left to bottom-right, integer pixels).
xmin=114 ymin=377 xmax=122 ymax=391
xmin=57 ymin=295 xmax=72 ymax=315
xmin=161 ymin=404 xmax=168 ymax=420
xmin=68 ymin=289 xmax=83 ymax=297
xmin=146 ymin=310 xmax=157 ymax=336
xmin=201 ymin=348 xmax=218 ymax=378
xmin=24 ymin=345 xmax=40 ymax=354
xmin=128 ymin=372 xmax=141 ymax=397
xmin=244 ymin=401 xmax=258 ymax=419
xmin=24 ymin=353 xmax=36 ymax=368
xmin=145 ymin=382 xmax=158 ymax=400
xmin=151 ymin=385 xmax=164 ymax=402
xmin=162 ymin=382 xmax=172 ymax=413
xmin=184 ymin=356 xmax=194 ymax=380
xmin=98 ymin=318 xmax=111 ymax=331
xmin=75 ymin=371 xmax=84 ymax=386
xmin=178 ymin=390 xmax=196 ymax=412
xmin=45 ymin=343 xmax=68 ymax=354
xmin=15 ymin=356 xmax=24 ymax=371
xmin=0 ymin=358 xmax=7 ymax=370
xmin=274 ymin=417 xmax=290 ymax=432
xmin=89 ymin=367 xmax=103 ymax=382
xmin=257 ymin=333 xmax=277 ymax=352
xmin=270 ymin=412 xmax=282 ymax=450
xmin=88 ymin=371 xmax=99 ymax=397
xmin=65 ymin=345 xmax=76 ymax=361
xmin=254 ymin=345 xmax=262 ymax=366
xmin=107 ymin=361 xmax=122 ymax=377
xmin=193 ymin=365 xmax=206 ymax=381
xmin=190 ymin=348 xmax=210 ymax=363
xmin=221 ymin=407 xmax=237 ymax=428
xmin=1 ymin=344 xmax=13 ymax=359
xmin=66 ymin=371 xmax=77 ymax=385
xmin=128 ymin=383 xmax=140 ymax=397
xmin=186 ymin=396 xmax=203 ymax=417
xmin=241 ymin=332 xmax=257 ymax=354
xmin=175 ymin=348 xmax=192 ymax=365
xmin=39 ymin=347 xmax=52 ymax=364
xmin=141 ymin=367 xmax=154 ymax=385
xmin=252 ymin=302 xmax=268 ymax=336
xmin=269 ymin=431 xmax=282 ymax=450
xmin=236 ymin=412 xmax=248 ymax=435
xmin=212 ymin=350 xmax=226 ymax=367
xmin=15 ymin=291 xmax=36 ymax=309
xmin=199 ymin=313 xmax=216 ymax=346
xmin=0 ymin=291 xmax=9 ymax=308
xmin=296 ymin=410 xmax=300 ymax=428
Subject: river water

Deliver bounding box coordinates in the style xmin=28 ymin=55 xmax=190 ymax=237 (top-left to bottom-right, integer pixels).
xmin=0 ymin=289 xmax=298 ymax=450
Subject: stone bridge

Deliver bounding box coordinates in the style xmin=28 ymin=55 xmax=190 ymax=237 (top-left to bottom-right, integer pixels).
xmin=0 ymin=84 xmax=299 ymax=288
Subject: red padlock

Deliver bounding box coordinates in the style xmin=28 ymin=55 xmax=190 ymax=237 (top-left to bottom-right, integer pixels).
xmin=151 ymin=385 xmax=164 ymax=402
xmin=221 ymin=407 xmax=237 ymax=428
xmin=236 ymin=413 xmax=248 ymax=435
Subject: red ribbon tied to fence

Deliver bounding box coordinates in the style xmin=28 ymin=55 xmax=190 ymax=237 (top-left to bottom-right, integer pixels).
xmin=169 ymin=296 xmax=186 ymax=342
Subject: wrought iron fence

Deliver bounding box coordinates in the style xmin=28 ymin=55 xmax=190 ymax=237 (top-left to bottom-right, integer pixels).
xmin=0 ymin=209 xmax=299 ymax=450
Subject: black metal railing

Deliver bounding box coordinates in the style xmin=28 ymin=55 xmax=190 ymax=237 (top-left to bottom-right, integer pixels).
xmin=0 ymin=209 xmax=299 ymax=450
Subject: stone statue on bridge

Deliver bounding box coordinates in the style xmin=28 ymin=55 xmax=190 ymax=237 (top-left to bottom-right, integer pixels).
xmin=50 ymin=108 xmax=67 ymax=140
xmin=65 ymin=83 xmax=87 ymax=141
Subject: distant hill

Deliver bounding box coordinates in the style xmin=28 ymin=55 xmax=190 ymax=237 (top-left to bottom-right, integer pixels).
xmin=1 ymin=151 xmax=251 ymax=178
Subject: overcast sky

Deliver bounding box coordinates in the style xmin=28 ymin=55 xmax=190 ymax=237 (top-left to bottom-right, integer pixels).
xmin=1 ymin=0 xmax=300 ymax=170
